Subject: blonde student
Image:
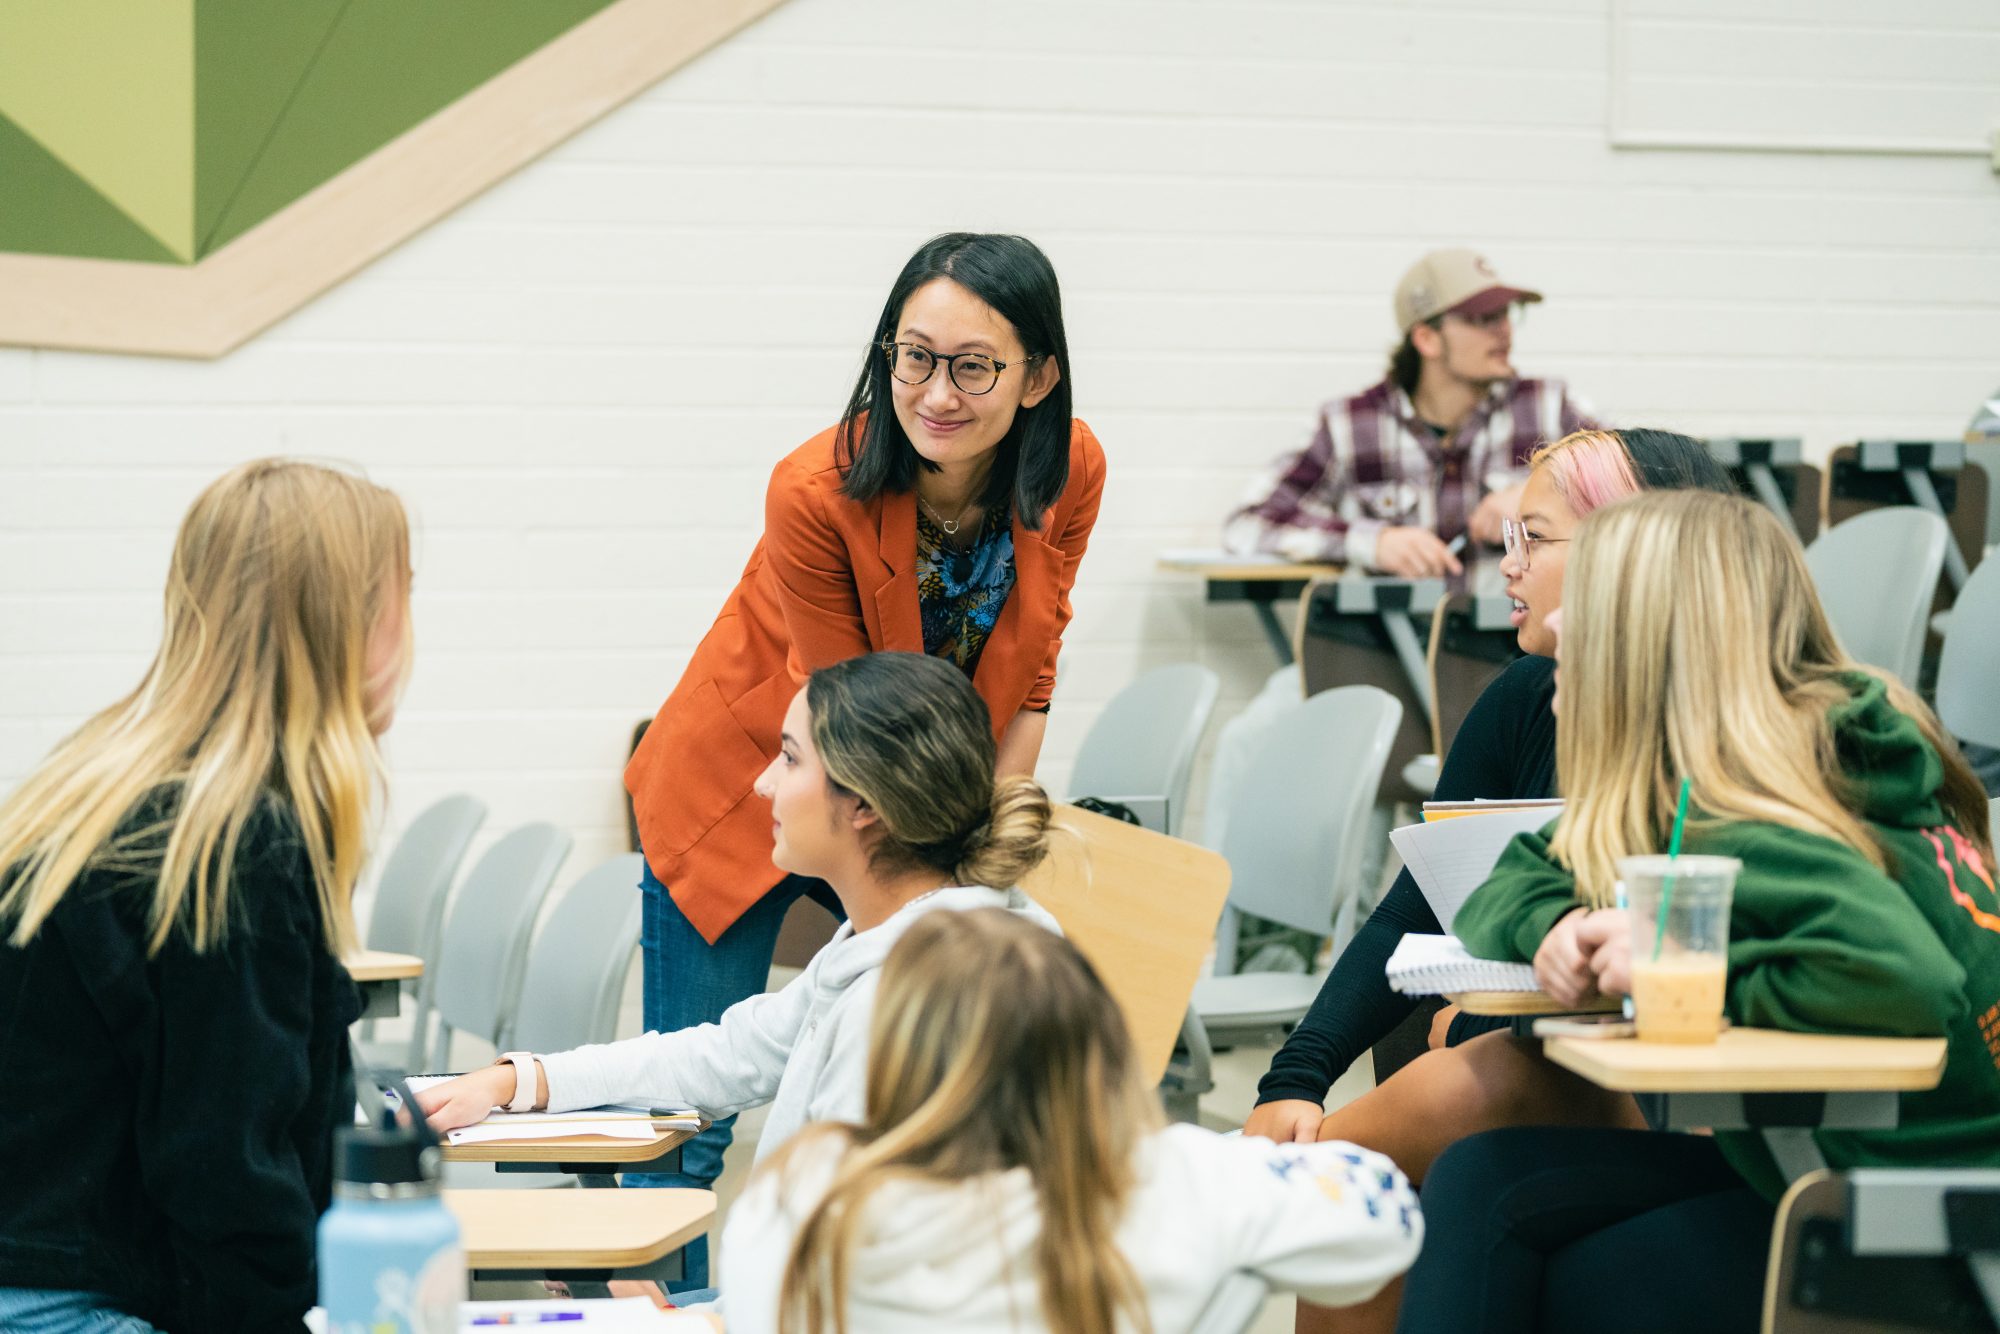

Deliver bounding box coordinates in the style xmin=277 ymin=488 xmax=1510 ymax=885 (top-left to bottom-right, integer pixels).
xmin=0 ymin=460 xmax=412 ymax=1334
xmin=1399 ymin=491 xmax=2000 ymax=1334
xmin=417 ymin=651 xmax=1060 ymax=1171
xmin=723 ymin=908 xmax=1422 ymax=1334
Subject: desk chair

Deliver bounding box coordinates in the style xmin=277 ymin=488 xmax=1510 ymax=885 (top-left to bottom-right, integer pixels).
xmin=1020 ymin=806 xmax=1231 ymax=1087
xmin=1805 ymin=508 xmax=1950 ymax=687
xmin=1167 ymin=686 xmax=1402 ymax=1121
xmin=1936 ymin=554 xmax=2000 ymax=750
xmin=355 ymin=794 xmax=487 ymax=1067
xmin=1764 ymin=1168 xmax=2000 ymax=1332
xmin=424 ymin=823 xmax=572 ymax=1072
xmin=440 ymin=852 xmax=648 ymax=1191
xmin=1066 ymin=663 xmax=1221 ymax=838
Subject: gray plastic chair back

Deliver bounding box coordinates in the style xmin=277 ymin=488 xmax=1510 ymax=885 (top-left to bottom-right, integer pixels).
xmin=1068 ymin=664 xmax=1222 ymax=836
xmin=364 ymin=795 xmax=488 ymax=956
xmin=1805 ymin=507 xmax=1949 ymax=686
xmin=1936 ymin=553 xmax=2000 ymax=749
xmin=1214 ymin=685 xmax=1402 ymax=941
xmin=427 ymin=823 xmax=572 ymax=1069
xmin=510 ymin=854 xmax=646 ymax=1054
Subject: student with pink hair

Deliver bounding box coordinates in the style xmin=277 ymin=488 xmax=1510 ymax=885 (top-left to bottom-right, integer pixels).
xmin=1247 ymin=429 xmax=1734 ymax=1143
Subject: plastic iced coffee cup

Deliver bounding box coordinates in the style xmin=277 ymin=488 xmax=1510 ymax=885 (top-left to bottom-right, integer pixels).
xmin=1619 ymin=854 xmax=1739 ymax=1044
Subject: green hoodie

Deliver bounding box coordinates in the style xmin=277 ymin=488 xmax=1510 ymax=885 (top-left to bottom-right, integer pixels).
xmin=1455 ymin=673 xmax=2000 ymax=1200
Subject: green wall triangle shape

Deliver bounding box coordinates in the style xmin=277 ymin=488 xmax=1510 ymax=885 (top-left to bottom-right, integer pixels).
xmin=194 ymin=0 xmax=351 ymax=254
xmin=197 ymin=0 xmax=619 ymax=256
xmin=0 ymin=111 xmax=181 ymax=264
xmin=0 ymin=0 xmax=195 ymax=260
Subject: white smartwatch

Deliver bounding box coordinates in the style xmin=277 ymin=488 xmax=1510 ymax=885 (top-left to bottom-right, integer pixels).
xmin=496 ymin=1051 xmax=539 ymax=1113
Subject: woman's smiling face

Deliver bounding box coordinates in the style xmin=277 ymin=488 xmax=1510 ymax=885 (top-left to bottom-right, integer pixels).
xmin=888 ymin=277 xmax=1057 ymax=477
xmin=1500 ymin=465 xmax=1581 ymax=658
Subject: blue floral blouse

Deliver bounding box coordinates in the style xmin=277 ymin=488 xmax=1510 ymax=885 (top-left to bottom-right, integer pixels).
xmin=917 ymin=507 xmax=1015 ymax=677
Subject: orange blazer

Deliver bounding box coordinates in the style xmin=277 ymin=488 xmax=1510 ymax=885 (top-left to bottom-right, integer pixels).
xmin=626 ymin=418 xmax=1107 ymax=943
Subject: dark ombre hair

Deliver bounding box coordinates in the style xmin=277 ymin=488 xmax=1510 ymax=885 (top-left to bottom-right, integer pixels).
xmin=1616 ymin=427 xmax=1734 ymax=495
xmin=835 ymin=234 xmax=1074 ymax=528
xmin=805 ymin=652 xmax=1053 ymax=888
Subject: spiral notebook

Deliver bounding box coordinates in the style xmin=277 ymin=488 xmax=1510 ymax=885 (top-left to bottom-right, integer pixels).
xmin=1385 ymin=933 xmax=1539 ymax=995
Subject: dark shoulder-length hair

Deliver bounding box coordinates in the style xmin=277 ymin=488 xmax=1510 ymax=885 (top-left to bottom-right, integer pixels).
xmin=835 ymin=233 xmax=1074 ymax=529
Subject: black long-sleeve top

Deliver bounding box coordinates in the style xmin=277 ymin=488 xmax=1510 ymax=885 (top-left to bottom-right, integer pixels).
xmin=1256 ymin=655 xmax=1558 ymax=1106
xmin=0 ymin=793 xmax=361 ymax=1332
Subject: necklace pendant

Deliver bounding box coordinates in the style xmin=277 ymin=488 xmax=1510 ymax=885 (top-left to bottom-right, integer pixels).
xmin=940 ymin=518 xmax=959 ymax=535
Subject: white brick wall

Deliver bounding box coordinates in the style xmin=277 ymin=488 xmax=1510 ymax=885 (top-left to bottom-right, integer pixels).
xmin=4 ymin=0 xmax=1998 ymax=910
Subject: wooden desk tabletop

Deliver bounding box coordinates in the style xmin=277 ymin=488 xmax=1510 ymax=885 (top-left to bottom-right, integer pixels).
xmin=1449 ymin=990 xmax=1622 ymax=1016
xmin=1544 ymin=1028 xmax=1949 ymax=1094
xmin=446 ymin=1187 xmax=714 ymax=1270
xmin=1155 ymin=554 xmax=1342 ymax=581
xmin=344 ymin=950 xmax=423 ymax=982
xmin=443 ymin=1123 xmax=696 ymax=1164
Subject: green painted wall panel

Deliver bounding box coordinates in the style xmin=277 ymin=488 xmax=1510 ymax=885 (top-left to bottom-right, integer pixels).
xmin=193 ymin=0 xmax=350 ymax=253
xmin=199 ymin=0 xmax=619 ymax=254
xmin=0 ymin=0 xmax=195 ymax=259
xmin=0 ymin=112 xmax=180 ymax=264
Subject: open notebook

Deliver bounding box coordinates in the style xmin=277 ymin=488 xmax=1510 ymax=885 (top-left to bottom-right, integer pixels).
xmin=1385 ymin=933 xmax=1539 ymax=995
xmin=1388 ymin=799 xmax=1565 ymax=930
xmin=359 ymin=1068 xmax=700 ymax=1146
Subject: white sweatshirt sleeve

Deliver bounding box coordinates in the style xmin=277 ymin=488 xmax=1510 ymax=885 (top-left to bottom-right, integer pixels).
xmin=534 ymin=969 xmax=814 ymax=1118
xmin=1190 ymin=1128 xmax=1423 ymax=1308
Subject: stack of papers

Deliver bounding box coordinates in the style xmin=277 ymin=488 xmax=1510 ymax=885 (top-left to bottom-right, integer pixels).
xmin=1385 ymin=934 xmax=1539 ymax=995
xmin=366 ymin=1075 xmax=701 ymax=1143
xmin=1389 ymin=800 xmax=1564 ymax=930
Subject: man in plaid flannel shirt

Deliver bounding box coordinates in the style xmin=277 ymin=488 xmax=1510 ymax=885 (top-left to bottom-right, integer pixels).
xmin=1225 ymin=250 xmax=1597 ymax=579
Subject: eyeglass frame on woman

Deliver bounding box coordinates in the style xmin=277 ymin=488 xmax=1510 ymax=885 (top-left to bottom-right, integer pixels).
xmin=879 ymin=340 xmax=1038 ymax=396
xmin=1501 ymin=516 xmax=1571 ymax=571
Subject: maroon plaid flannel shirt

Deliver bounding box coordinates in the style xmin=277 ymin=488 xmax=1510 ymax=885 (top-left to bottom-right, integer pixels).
xmin=1224 ymin=375 xmax=1597 ymax=568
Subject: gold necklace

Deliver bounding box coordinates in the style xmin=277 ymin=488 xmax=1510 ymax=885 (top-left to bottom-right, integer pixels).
xmin=917 ymin=493 xmax=977 ymax=536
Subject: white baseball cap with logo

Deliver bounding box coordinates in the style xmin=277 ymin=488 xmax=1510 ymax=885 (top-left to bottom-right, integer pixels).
xmin=1393 ymin=248 xmax=1543 ymax=333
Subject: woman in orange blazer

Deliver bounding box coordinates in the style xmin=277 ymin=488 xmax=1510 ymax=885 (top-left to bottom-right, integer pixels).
xmin=621 ymin=233 xmax=1104 ymax=1287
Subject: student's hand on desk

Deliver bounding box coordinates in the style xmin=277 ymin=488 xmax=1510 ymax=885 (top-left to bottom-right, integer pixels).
xmin=1579 ymin=910 xmax=1632 ymax=998
xmin=413 ymin=1067 xmax=509 ymax=1132
xmin=1533 ymin=908 xmax=1603 ymax=1008
xmin=1468 ymin=484 xmax=1525 ymax=547
xmin=1373 ymin=527 xmax=1464 ymax=580
xmin=1242 ymin=1099 xmax=1327 ymax=1144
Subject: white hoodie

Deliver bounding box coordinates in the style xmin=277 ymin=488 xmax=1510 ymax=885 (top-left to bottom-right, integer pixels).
xmin=535 ymin=886 xmax=1058 ymax=1162
xmin=719 ymin=1123 xmax=1422 ymax=1333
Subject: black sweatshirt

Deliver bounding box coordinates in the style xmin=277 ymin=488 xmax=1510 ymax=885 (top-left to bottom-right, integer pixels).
xmin=1255 ymin=655 xmax=1558 ymax=1107
xmin=0 ymin=794 xmax=360 ymax=1332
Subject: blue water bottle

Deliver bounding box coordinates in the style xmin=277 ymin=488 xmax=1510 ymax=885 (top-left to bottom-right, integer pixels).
xmin=320 ymin=1082 xmax=466 ymax=1334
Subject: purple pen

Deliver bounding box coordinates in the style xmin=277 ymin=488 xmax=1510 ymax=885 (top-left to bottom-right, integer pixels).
xmin=469 ymin=1313 xmax=584 ymax=1326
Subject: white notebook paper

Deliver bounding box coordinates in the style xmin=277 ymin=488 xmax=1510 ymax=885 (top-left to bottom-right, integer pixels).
xmin=1385 ymin=933 xmax=1539 ymax=995
xmin=1389 ymin=802 xmax=1565 ymax=930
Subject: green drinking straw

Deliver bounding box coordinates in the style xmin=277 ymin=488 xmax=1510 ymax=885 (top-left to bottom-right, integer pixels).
xmin=1652 ymin=776 xmax=1693 ymax=963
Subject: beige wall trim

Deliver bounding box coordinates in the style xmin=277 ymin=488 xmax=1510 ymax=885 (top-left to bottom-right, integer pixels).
xmin=0 ymin=0 xmax=789 ymax=359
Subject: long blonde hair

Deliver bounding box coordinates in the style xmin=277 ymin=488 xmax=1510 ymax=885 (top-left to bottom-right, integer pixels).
xmin=807 ymin=652 xmax=1053 ymax=888
xmin=770 ymin=908 xmax=1162 ymax=1334
xmin=1550 ymin=490 xmax=1990 ymax=902
xmin=0 ymin=459 xmax=411 ymax=956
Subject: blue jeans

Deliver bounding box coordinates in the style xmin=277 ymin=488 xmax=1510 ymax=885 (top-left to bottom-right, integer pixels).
xmin=0 ymin=1290 xmax=161 ymax=1333
xmin=626 ymin=861 xmax=841 ymax=1289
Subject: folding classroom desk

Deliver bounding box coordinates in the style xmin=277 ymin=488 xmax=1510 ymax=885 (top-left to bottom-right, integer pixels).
xmin=446 ymin=1187 xmax=714 ymax=1289
xmin=444 ymin=1124 xmax=706 ymax=1292
xmin=1155 ymin=552 xmax=1341 ymax=665
xmin=1706 ymin=437 xmax=1820 ymax=543
xmin=1541 ymin=1027 xmax=1948 ymax=1183
xmin=343 ymin=949 xmax=423 ymax=1022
